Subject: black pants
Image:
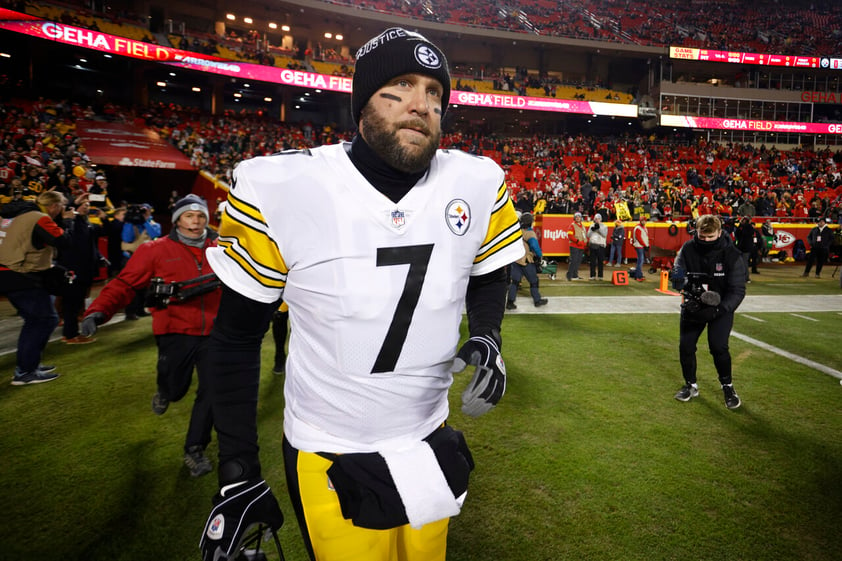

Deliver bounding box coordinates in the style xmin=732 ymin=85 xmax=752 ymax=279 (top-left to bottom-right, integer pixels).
xmin=589 ymin=244 xmax=605 ymax=279
xmin=679 ymin=311 xmax=734 ymax=386
xmin=803 ymin=247 xmax=829 ymax=276
xmin=508 ymin=262 xmax=542 ymax=304
xmin=60 ymin=281 xmax=90 ymax=339
xmin=155 ymin=333 xmax=213 ymax=452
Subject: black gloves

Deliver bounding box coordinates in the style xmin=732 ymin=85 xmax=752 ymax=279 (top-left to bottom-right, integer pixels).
xmin=683 ymin=301 xmax=718 ymax=323
xmin=200 ymin=479 xmax=284 ymax=561
xmin=693 ymin=305 xmax=719 ymax=323
xmin=451 ymin=332 xmax=506 ymax=417
xmin=80 ymin=312 xmax=106 ymax=337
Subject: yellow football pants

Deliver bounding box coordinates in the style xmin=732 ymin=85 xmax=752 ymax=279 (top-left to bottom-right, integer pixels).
xmin=283 ymin=438 xmax=450 ymax=561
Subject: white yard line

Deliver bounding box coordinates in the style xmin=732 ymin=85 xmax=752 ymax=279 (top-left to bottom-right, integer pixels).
xmin=789 ymin=313 xmax=818 ymax=322
xmin=731 ymin=331 xmax=842 ymax=380
xmin=740 ymin=314 xmax=765 ymax=322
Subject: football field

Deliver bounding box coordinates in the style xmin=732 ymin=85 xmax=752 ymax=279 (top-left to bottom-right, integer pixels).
xmin=0 ymin=265 xmax=840 ymax=561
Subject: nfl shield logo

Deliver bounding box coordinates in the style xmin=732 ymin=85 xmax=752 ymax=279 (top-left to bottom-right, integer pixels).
xmin=391 ymin=209 xmax=406 ymax=229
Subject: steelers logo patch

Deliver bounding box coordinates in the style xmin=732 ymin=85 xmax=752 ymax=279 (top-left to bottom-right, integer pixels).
xmin=414 ymin=44 xmax=442 ymax=69
xmin=445 ymin=199 xmax=471 ymax=236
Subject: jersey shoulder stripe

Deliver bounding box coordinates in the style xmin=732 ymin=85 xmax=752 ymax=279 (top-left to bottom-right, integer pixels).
xmin=475 ymin=181 xmax=523 ymax=266
xmin=217 ymin=191 xmax=287 ymax=287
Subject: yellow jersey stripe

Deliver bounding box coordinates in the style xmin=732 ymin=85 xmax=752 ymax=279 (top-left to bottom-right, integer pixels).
xmin=475 ymin=182 xmax=521 ymax=264
xmin=218 ymin=239 xmax=287 ymax=289
xmin=226 ymin=191 xmax=266 ymax=227
xmin=217 ymin=196 xmax=289 ymax=287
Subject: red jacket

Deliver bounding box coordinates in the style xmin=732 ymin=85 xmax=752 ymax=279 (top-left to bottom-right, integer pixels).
xmin=85 ymin=229 xmax=220 ymax=336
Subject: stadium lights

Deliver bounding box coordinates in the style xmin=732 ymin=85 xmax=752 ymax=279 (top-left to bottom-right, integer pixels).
xmin=233 ymin=92 xmax=242 ymax=98
xmin=243 ymin=17 xmax=253 ymax=24
xmin=281 ymin=25 xmax=290 ymax=32
xmin=192 ymin=87 xmax=201 ymax=92
xmin=264 ymin=97 xmax=272 ymax=102
xmin=324 ymin=32 xmax=332 ymax=39
xmin=268 ymin=23 xmax=277 ymax=29
xmin=156 ymin=81 xmax=166 ymax=87
xmin=0 ymin=52 xmax=10 ymax=58
xmin=336 ymin=34 xmax=343 ymax=40
xmin=226 ymin=14 xmax=235 ymax=21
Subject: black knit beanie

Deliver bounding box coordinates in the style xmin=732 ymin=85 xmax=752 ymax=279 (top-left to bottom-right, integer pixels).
xmin=352 ymin=27 xmax=451 ymax=125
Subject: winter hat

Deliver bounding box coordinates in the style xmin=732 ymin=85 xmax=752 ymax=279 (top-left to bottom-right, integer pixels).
xmin=171 ymin=194 xmax=209 ymax=223
xmin=351 ymin=27 xmax=450 ymax=125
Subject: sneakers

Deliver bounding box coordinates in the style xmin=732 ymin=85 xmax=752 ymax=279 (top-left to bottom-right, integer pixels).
xmin=722 ymin=384 xmax=741 ymax=409
xmin=505 ymin=300 xmax=517 ymax=310
xmin=534 ymin=298 xmax=548 ymax=307
xmin=62 ymin=335 xmax=96 ymax=344
xmin=38 ymin=364 xmax=56 ymax=373
xmin=11 ymin=369 xmax=59 ymax=386
xmin=273 ymin=363 xmax=285 ymax=375
xmin=674 ymin=383 xmax=699 ymax=402
xmin=184 ymin=445 xmax=213 ymax=477
xmin=151 ymin=391 xmax=170 ymax=415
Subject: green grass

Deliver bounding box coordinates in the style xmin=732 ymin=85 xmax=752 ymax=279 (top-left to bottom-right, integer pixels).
xmin=0 ymin=268 xmax=840 ymax=561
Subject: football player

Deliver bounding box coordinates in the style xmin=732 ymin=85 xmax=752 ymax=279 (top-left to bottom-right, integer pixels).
xmin=200 ymin=27 xmax=524 ymax=561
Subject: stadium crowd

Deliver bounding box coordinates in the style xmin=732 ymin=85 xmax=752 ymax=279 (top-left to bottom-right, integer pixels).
xmin=333 ymin=0 xmax=842 ymax=57
xmin=2 ymin=98 xmax=841 ymax=228
xmin=15 ymin=0 xmax=842 ymax=94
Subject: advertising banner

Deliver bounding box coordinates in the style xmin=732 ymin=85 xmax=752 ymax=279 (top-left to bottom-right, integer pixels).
xmin=76 ymin=120 xmax=195 ymax=170
xmin=537 ymin=215 xmax=829 ymax=259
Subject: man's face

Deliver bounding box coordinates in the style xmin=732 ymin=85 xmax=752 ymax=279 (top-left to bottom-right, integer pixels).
xmin=176 ymin=210 xmax=207 ymax=237
xmin=47 ymin=198 xmax=66 ymax=219
xmin=698 ymin=230 xmax=720 ymax=242
xmin=359 ymin=73 xmax=443 ymax=174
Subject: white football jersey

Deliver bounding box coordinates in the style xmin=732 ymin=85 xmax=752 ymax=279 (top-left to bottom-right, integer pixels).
xmin=208 ymin=142 xmax=524 ymax=453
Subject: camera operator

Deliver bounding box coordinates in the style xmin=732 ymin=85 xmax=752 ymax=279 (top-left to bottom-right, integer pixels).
xmin=671 ymin=214 xmax=746 ymax=409
xmin=121 ymin=203 xmax=161 ymax=319
xmin=80 ymin=194 xmax=221 ymax=476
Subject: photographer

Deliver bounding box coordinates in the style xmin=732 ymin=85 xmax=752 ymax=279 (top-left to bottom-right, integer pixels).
xmin=671 ymin=214 xmax=746 ymax=410
xmin=0 ymin=190 xmax=80 ymax=385
xmin=56 ymin=199 xmax=107 ymax=344
xmin=587 ymin=213 xmax=608 ymax=280
xmin=80 ymin=194 xmax=221 ymax=476
xmin=121 ymin=203 xmax=161 ymax=319
xmin=506 ymin=213 xmax=548 ymax=309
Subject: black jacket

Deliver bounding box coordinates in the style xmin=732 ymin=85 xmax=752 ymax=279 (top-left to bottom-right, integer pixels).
xmin=674 ymin=234 xmax=746 ymax=314
xmin=807 ymin=225 xmax=835 ymax=251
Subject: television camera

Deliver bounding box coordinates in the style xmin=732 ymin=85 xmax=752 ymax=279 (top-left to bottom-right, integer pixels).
xmin=145 ymin=273 xmax=220 ymax=309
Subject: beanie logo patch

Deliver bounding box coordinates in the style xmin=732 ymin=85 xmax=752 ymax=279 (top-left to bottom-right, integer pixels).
xmin=414 ymin=44 xmax=442 ymax=70
xmin=445 ymin=199 xmax=471 ymax=236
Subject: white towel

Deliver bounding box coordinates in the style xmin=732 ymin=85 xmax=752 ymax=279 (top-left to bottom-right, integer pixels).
xmin=381 ymin=441 xmax=462 ymax=529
